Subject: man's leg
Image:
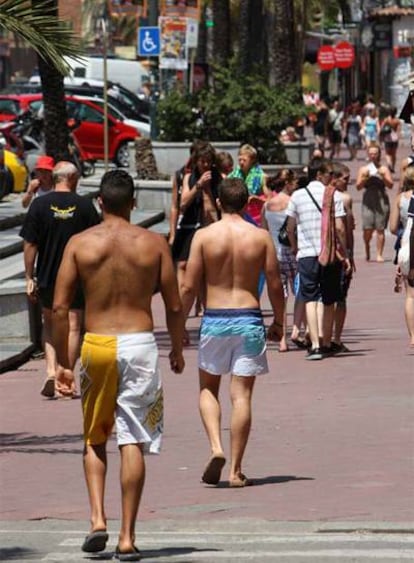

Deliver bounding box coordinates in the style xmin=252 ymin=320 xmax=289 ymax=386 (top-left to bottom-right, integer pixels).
xmin=305 ymin=301 xmax=320 ymax=349
xmin=405 ymin=282 xmax=414 ymax=346
xmin=376 ymin=229 xmax=385 ymax=262
xmin=117 ymin=443 xmax=145 ymax=553
xmin=42 ymin=307 xmax=57 ymax=379
xmin=363 ymin=228 xmax=373 ymax=261
xmin=83 ymin=443 xmax=108 ymax=533
xmin=321 ymin=303 xmax=335 ymax=348
xmin=229 ymin=375 xmax=255 ymax=485
xmin=199 ymin=369 xmax=225 ymax=458
xmin=333 ymin=302 xmax=347 ymax=344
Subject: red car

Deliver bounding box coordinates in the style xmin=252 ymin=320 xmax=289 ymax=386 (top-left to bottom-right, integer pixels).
xmin=0 ymin=94 xmax=43 ymax=121
xmin=0 ymin=93 xmax=139 ymax=167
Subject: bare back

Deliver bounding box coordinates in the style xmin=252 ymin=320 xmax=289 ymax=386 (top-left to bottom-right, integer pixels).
xmin=193 ymin=216 xmax=274 ymax=309
xmin=63 ymin=220 xmax=166 ymax=333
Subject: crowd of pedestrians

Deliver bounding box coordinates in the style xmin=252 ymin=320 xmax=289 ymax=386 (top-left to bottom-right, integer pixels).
xmin=16 ymin=90 xmax=414 ymax=560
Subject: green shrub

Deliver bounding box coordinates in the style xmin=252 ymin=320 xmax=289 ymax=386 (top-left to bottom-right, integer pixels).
xmin=155 ymin=64 xmax=307 ymax=163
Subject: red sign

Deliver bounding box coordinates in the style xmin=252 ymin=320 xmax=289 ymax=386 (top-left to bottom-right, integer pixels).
xmin=334 ymin=41 xmax=355 ymax=69
xmin=317 ymin=45 xmax=335 ymax=71
xmin=393 ymin=45 xmax=411 ymax=58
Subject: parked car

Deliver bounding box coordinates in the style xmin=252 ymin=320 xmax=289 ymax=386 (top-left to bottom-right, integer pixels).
xmin=0 ymin=93 xmax=139 ymax=167
xmin=2 ymin=149 xmax=28 ymax=194
xmin=0 ymin=94 xmax=42 ymax=121
xmin=75 ymin=95 xmax=150 ymax=138
xmin=65 ymin=96 xmax=139 ymax=167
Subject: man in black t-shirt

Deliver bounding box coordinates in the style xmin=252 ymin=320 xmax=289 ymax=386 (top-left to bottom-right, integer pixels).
xmin=20 ymin=161 xmax=100 ymax=398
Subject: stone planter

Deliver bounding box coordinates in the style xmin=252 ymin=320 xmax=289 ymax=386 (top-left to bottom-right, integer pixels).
xmin=283 ymin=141 xmax=315 ymax=165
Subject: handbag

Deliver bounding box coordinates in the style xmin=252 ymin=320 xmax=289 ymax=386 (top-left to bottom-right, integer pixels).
xmin=398 ymin=217 xmax=413 ymax=276
xmin=278 ymin=216 xmax=291 ymax=247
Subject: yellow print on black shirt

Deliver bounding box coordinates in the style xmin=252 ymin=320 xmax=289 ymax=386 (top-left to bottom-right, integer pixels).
xmin=50 ymin=205 xmax=76 ymax=219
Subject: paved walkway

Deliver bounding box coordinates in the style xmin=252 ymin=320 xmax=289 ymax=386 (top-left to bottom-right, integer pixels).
xmin=0 ymin=141 xmax=413 ymax=561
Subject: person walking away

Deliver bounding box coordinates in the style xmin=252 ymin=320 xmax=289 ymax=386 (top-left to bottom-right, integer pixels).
xmin=381 ymin=106 xmax=401 ymax=173
xmin=181 ymin=178 xmax=285 ymax=487
xmin=262 ymin=169 xmax=306 ymax=352
xmin=53 ymin=170 xmax=184 ymax=559
xmin=389 ymin=167 xmax=414 ymax=346
xmin=356 ymin=144 xmax=393 ymax=262
xmin=285 ymin=159 xmax=351 ymax=360
xmin=20 ymin=161 xmax=100 ymax=398
xmin=330 ymin=163 xmax=356 ymax=352
xmin=21 ymin=155 xmax=55 ymax=208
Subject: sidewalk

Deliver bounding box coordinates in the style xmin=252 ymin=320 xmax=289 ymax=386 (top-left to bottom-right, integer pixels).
xmin=1 ymin=201 xmax=413 ymax=525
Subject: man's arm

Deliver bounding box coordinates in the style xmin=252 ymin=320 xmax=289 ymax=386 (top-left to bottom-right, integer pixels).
xmin=378 ymin=165 xmax=393 ymax=189
xmin=181 ymin=230 xmax=205 ymax=319
xmin=335 ymin=216 xmax=351 ymax=274
xmin=356 ymin=166 xmax=368 ymax=191
xmin=286 ymin=215 xmax=298 ymax=255
xmin=263 ymin=233 xmax=285 ymax=340
xmin=158 ymin=237 xmax=185 ymax=373
xmin=23 ymin=240 xmax=38 ymax=302
xmin=343 ymin=193 xmax=356 ymax=271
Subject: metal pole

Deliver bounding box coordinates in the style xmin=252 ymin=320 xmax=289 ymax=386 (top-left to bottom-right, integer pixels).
xmin=102 ymin=15 xmax=109 ymax=171
xmin=148 ymin=0 xmax=158 ymax=26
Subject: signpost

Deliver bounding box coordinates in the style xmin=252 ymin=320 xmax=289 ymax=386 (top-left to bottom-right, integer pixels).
xmin=334 ymin=41 xmax=355 ymax=69
xmin=137 ymin=26 xmax=161 ymax=57
xmin=317 ymin=45 xmax=336 ymax=71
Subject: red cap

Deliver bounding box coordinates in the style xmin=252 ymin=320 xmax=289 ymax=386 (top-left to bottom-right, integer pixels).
xmin=35 ymin=155 xmax=54 ymax=171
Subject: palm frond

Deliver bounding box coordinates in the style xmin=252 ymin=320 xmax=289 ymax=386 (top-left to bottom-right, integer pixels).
xmin=0 ymin=0 xmax=84 ymax=75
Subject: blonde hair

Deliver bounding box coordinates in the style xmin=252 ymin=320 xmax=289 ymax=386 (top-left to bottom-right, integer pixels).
xmin=402 ymin=166 xmax=414 ymax=192
xmin=239 ymin=144 xmax=257 ymax=162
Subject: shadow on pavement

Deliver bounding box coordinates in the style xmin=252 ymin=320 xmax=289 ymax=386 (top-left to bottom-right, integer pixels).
xmin=213 ymin=475 xmax=314 ymax=488
xmin=0 ymin=432 xmax=83 ymax=455
xmin=86 ymin=547 xmax=219 ymax=560
xmin=0 ymin=547 xmax=37 ymax=561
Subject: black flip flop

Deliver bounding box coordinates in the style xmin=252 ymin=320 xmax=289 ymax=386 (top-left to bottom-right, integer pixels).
xmin=81 ymin=530 xmax=109 ymax=553
xmin=114 ymin=545 xmax=141 ymax=561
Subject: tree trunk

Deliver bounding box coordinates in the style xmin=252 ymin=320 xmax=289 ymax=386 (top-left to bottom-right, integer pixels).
xmin=238 ymin=0 xmax=264 ymax=75
xmin=212 ymin=0 xmax=231 ymax=66
xmin=32 ymin=0 xmax=69 ymax=161
xmin=268 ymin=0 xmax=297 ymax=87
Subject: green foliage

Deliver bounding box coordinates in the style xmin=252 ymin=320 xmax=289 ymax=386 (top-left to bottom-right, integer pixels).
xmin=156 ymin=63 xmax=306 ymax=163
xmin=0 ymin=0 xmax=82 ymax=75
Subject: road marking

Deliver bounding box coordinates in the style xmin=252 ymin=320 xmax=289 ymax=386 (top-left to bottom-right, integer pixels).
xmin=40 ymin=549 xmax=414 ymax=561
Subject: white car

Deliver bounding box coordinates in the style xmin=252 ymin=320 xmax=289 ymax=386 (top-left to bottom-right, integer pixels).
xmin=74 ymin=95 xmax=150 ymax=138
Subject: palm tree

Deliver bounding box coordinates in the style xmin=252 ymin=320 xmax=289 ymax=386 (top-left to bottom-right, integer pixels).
xmin=267 ymin=0 xmax=298 ymax=87
xmin=0 ymin=0 xmax=82 ymax=160
xmin=212 ymin=0 xmax=231 ymax=65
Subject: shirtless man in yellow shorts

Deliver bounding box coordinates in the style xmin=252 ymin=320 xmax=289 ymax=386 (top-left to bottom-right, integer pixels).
xmin=181 ymin=177 xmax=284 ymax=488
xmin=52 ymin=170 xmax=184 ymax=561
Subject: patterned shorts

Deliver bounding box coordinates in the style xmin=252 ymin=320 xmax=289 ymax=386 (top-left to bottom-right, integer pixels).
xmin=80 ymin=332 xmax=162 ymax=453
xmin=198 ymin=308 xmax=268 ymax=376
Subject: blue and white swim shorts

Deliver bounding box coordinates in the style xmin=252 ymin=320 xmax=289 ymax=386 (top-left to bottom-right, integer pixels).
xmin=198 ymin=308 xmax=268 ymax=376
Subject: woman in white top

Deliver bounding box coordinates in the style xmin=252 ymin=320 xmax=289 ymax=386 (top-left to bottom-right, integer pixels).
xmin=262 ymin=169 xmax=306 ymax=352
xmin=389 ymin=166 xmax=414 ymax=345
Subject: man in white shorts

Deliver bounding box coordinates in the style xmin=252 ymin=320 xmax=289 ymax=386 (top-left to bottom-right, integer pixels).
xmin=182 ymin=178 xmax=284 ymax=487
xmin=52 ymin=170 xmax=184 ymax=561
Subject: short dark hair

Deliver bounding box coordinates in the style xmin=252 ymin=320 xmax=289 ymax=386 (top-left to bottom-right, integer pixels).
xmin=307 ymin=157 xmax=331 ymax=181
xmin=218 ymin=178 xmax=248 ymax=212
xmin=331 ymin=162 xmax=350 ymax=179
xmin=99 ymin=170 xmax=134 ymax=214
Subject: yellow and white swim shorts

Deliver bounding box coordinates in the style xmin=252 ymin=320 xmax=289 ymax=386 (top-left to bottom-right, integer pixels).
xmin=80 ymin=332 xmax=163 ymax=454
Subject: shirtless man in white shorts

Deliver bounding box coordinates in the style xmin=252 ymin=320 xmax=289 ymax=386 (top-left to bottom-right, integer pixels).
xmin=52 ymin=170 xmax=184 ymax=561
xmin=182 ymin=177 xmax=285 ymax=487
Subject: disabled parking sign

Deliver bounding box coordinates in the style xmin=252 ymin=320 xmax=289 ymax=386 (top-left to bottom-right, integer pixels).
xmin=137 ymin=26 xmax=160 ymax=57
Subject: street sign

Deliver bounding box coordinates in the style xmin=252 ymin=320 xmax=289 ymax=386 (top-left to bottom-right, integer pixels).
xmin=137 ymin=26 xmax=161 ymax=57
xmin=334 ymin=41 xmax=355 ymax=69
xmin=317 ymin=45 xmax=335 ymax=71
xmin=186 ymin=18 xmax=199 ymax=49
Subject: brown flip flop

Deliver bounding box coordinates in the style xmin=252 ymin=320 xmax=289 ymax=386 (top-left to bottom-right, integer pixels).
xmin=201 ymin=455 xmax=226 ymax=485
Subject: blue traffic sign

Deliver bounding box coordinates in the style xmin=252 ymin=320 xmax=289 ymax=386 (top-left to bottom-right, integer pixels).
xmin=137 ymin=26 xmax=160 ymax=57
